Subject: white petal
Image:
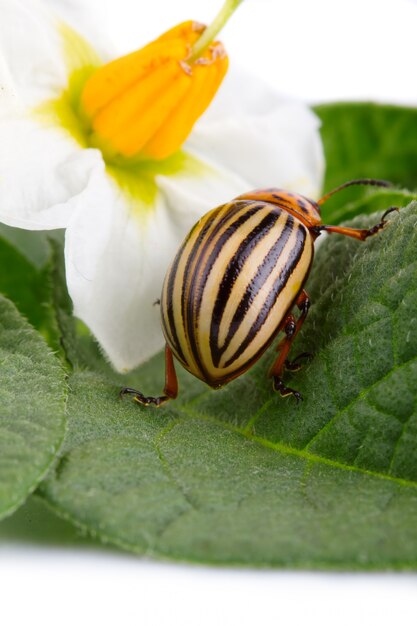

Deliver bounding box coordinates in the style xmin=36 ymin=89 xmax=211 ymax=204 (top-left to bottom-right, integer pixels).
xmin=66 ymin=178 xmax=171 ymax=372
xmin=0 ymin=52 xmax=20 ymax=116
xmin=0 ymin=115 xmax=103 ymax=229
xmin=187 ymin=68 xmax=325 ymax=199
xmin=0 ymin=0 xmax=102 ymax=107
xmin=64 ymin=155 xmax=253 ymax=372
xmin=0 ymin=0 xmax=67 ymax=105
xmin=41 ymin=0 xmax=114 ymax=60
xmin=156 ymin=155 xmax=247 ymax=221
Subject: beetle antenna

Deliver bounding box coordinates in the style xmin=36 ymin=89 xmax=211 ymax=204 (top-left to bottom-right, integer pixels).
xmin=317 ymin=178 xmax=393 ymax=206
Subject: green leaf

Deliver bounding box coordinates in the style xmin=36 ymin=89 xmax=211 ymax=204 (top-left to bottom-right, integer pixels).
xmin=0 ymin=224 xmax=51 ymax=269
xmin=40 ymin=203 xmax=417 ymax=568
xmin=315 ymin=103 xmax=417 ymax=221
xmin=0 ymin=295 xmax=67 ymax=520
xmin=0 ymin=233 xmax=57 ymax=343
xmin=0 ymin=495 xmax=101 ymax=548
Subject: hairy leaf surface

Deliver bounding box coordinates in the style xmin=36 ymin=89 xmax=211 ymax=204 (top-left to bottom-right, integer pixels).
xmin=0 ymin=296 xmax=67 ymax=520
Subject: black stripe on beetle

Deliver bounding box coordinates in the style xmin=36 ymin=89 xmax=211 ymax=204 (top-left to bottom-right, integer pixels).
xmin=223 ymin=221 xmax=307 ymax=368
xmin=211 ymin=211 xmax=294 ymax=367
xmin=186 ymin=203 xmax=264 ymax=379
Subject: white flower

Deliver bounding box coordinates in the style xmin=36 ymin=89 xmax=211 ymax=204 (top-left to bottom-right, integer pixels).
xmin=0 ymin=0 xmax=324 ymax=372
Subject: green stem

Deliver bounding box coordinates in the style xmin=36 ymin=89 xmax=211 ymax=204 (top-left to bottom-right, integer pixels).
xmin=188 ymin=0 xmax=244 ymax=62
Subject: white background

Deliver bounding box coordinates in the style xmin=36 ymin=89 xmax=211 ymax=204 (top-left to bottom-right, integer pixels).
xmin=2 ymin=1 xmax=417 ymax=624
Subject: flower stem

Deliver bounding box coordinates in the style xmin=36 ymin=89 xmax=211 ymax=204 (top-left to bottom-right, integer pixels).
xmin=188 ymin=0 xmax=244 ymax=62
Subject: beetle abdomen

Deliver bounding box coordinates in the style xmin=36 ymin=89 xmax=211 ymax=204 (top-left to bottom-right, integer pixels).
xmin=161 ymin=200 xmax=313 ymax=387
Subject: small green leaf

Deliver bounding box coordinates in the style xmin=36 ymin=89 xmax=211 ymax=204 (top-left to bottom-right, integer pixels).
xmin=0 ymin=233 xmax=57 ymax=342
xmin=40 ymin=202 xmax=417 ymax=567
xmin=0 ymin=295 xmax=67 ymax=520
xmin=0 ymin=495 xmax=99 ymax=547
xmin=315 ymin=103 xmax=417 ymax=221
xmin=0 ymin=224 xmax=51 ymax=269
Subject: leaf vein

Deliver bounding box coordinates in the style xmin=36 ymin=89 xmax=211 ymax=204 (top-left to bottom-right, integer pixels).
xmin=179 ymin=406 xmax=417 ymax=490
xmin=301 ymin=355 xmax=417 ymax=452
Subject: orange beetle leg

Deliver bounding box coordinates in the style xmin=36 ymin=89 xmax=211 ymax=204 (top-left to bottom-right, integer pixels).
xmin=312 ymin=207 xmax=399 ymax=241
xmin=120 ymin=344 xmax=178 ymax=408
xmin=268 ymin=289 xmax=311 ymax=402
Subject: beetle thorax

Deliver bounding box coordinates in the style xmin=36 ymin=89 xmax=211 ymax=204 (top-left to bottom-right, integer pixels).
xmin=235 ymin=188 xmax=322 ymax=228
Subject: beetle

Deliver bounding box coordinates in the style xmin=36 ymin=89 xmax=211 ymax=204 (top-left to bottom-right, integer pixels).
xmin=121 ymin=179 xmax=398 ymax=407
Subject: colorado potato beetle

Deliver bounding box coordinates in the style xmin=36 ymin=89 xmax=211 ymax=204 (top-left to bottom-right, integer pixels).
xmin=121 ymin=179 xmax=398 ymax=407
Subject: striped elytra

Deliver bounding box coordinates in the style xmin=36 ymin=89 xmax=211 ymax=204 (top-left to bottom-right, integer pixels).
xmin=120 ymin=179 xmax=395 ymax=407
xmin=160 ymin=198 xmax=314 ymax=387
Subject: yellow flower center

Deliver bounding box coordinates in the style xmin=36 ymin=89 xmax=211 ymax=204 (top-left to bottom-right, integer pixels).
xmin=80 ymin=21 xmax=228 ymax=161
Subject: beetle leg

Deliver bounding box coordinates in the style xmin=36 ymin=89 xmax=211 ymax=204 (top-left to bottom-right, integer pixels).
xmin=312 ymin=207 xmax=399 ymax=241
xmin=275 ymin=313 xmax=296 ymax=350
xmin=284 ymin=351 xmax=313 ymax=372
xmin=120 ymin=344 xmax=178 ymax=408
xmin=272 ymin=377 xmax=303 ymax=403
xmin=268 ymin=290 xmax=310 ymax=401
